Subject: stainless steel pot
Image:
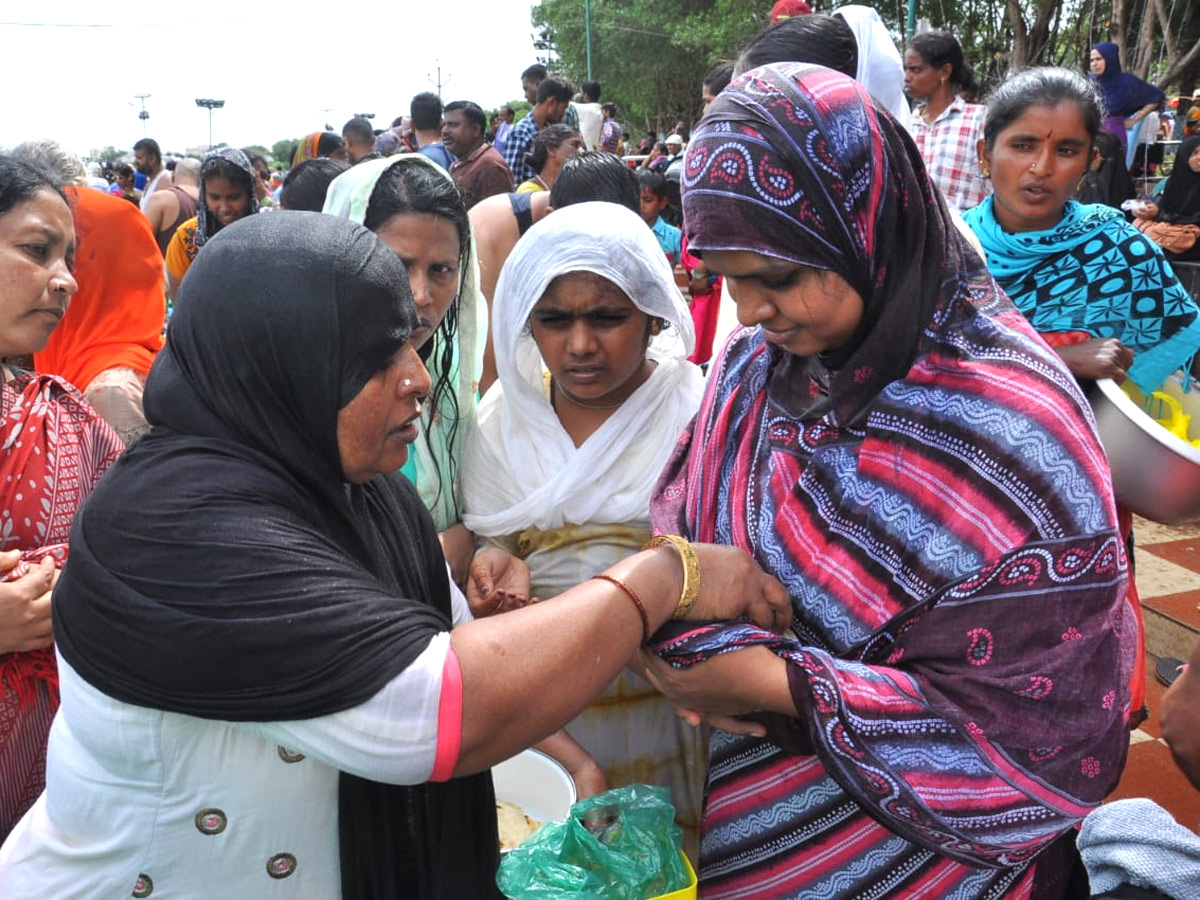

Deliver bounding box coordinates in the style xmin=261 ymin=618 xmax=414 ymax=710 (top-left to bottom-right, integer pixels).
xmin=1088 ymin=374 xmax=1200 ymax=525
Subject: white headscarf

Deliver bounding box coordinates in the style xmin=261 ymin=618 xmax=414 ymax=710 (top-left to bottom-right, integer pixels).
xmin=835 ymin=5 xmax=911 ymax=129
xmin=462 ymin=201 xmax=704 ymax=535
xmin=323 ymin=154 xmax=486 ymax=530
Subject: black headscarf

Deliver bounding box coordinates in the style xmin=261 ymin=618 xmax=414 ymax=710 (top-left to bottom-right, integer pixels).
xmin=54 ymin=212 xmax=500 ymax=898
xmin=1159 ymin=136 xmax=1200 ymax=226
xmin=1075 ymin=130 xmax=1135 ymax=210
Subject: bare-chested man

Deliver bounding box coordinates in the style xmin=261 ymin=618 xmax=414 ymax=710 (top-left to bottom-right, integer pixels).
xmin=143 ymin=157 xmax=200 ymax=256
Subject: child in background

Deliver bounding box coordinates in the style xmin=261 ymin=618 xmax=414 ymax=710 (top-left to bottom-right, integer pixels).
xmin=637 ymin=170 xmax=681 ymax=266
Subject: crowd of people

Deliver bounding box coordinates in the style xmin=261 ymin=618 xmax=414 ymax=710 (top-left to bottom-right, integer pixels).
xmin=2 ymin=3 xmax=1200 ymax=898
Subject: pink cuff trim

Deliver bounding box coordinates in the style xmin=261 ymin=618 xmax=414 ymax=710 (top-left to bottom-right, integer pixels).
xmin=430 ymin=645 xmax=463 ymax=781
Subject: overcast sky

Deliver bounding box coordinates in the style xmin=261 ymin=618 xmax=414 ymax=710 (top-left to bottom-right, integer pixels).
xmin=2 ymin=2 xmax=543 ymax=159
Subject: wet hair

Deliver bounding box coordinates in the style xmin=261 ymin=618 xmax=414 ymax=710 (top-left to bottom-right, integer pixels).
xmin=549 ymin=151 xmax=640 ymax=212
xmin=908 ymin=30 xmax=976 ymax=93
xmin=537 ymin=75 xmax=575 ymax=105
xmin=342 ymin=116 xmax=375 ymax=145
xmin=521 ymin=63 xmax=548 ymax=83
xmin=736 ymin=13 xmax=857 ymax=78
xmin=0 ymin=156 xmax=67 ymax=218
xmin=363 ymin=162 xmax=471 ymax=506
xmin=133 ymin=137 xmax=162 ymax=164
xmin=202 ymin=156 xmax=255 ymax=194
xmin=982 ymin=67 xmax=1102 ymax=151
xmin=410 ymin=92 xmax=444 ymax=131
xmin=703 ymin=61 xmax=735 ymax=96
xmin=581 ymin=80 xmax=602 ymax=102
xmin=279 ymin=158 xmax=349 ymax=211
xmin=524 ymin=124 xmax=580 ymax=175
xmin=444 ymin=100 xmax=486 ymax=133
xmin=9 ymin=140 xmax=88 ymax=187
xmin=637 ymin=169 xmax=668 ymax=199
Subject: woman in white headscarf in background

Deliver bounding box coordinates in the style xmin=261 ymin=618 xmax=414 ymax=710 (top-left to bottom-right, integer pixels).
xmin=834 ymin=5 xmax=910 ymax=126
xmin=323 ymin=155 xmax=487 ymax=583
xmin=461 ymin=201 xmax=707 ymax=854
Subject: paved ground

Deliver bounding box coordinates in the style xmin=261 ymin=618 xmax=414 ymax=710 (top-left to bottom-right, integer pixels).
xmin=1106 ymin=517 xmax=1200 ymax=827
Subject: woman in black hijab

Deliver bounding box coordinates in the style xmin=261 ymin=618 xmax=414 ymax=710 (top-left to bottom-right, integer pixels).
xmin=1133 ymin=136 xmax=1200 ymax=262
xmin=1075 ymin=130 xmax=1136 ymax=210
xmin=0 ymin=213 xmax=788 ymax=899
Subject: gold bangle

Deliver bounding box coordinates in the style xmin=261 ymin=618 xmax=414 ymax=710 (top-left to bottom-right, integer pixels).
xmin=642 ymin=534 xmax=700 ymax=619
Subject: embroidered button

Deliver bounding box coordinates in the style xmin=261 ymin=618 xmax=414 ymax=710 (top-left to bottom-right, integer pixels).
xmin=194 ymin=808 xmax=227 ymax=835
xmin=131 ymin=873 xmax=153 ymax=897
xmin=277 ymin=745 xmax=306 ymax=763
xmin=267 ymin=852 xmax=298 ymax=879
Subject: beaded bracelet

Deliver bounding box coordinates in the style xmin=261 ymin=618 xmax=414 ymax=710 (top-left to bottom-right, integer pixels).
xmin=592 ymin=574 xmax=650 ymax=643
xmin=642 ymin=534 xmax=700 ymax=619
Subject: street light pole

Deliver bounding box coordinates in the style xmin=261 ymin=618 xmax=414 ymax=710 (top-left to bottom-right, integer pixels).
xmin=135 ymin=94 xmax=151 ymax=137
xmin=194 ymin=98 xmax=226 ymax=150
xmin=584 ymin=0 xmax=593 ymax=82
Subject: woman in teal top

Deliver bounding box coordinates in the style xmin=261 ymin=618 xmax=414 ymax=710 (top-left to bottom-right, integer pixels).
xmin=324 ymin=155 xmax=487 ymax=582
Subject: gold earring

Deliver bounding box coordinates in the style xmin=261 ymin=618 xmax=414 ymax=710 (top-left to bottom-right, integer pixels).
xmin=980 ymin=161 xmax=990 ymax=178
xmin=649 ymin=318 xmax=664 ymax=336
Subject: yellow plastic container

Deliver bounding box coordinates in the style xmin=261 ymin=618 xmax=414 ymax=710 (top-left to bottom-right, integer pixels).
xmin=650 ymin=852 xmax=697 ymax=900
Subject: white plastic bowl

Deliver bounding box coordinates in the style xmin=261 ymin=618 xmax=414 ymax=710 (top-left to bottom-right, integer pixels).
xmin=1088 ymin=373 xmax=1200 ymax=524
xmin=492 ymin=748 xmax=576 ymax=826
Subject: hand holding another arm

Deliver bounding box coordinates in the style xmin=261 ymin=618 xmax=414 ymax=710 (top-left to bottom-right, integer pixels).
xmin=675 ymin=542 xmax=792 ymax=632
xmin=640 ymin=644 xmax=793 ymax=738
xmin=451 ymin=540 xmax=789 ymax=774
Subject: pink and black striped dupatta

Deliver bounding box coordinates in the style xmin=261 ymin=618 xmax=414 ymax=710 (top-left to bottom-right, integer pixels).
xmin=651 ymin=64 xmax=1135 ymax=900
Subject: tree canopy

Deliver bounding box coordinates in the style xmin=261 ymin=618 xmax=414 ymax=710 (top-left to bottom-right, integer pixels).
xmin=531 ymin=0 xmax=1199 ymax=136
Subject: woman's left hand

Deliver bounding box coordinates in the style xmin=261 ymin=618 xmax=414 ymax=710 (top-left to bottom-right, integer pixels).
xmin=639 ymin=644 xmax=794 ymax=726
xmin=465 ymin=548 xmax=533 ymax=617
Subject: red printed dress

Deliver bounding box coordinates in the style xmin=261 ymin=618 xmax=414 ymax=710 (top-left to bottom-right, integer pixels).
xmin=0 ymin=371 xmax=122 ymax=838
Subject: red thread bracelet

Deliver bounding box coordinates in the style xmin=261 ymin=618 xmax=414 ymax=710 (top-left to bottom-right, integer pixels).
xmin=593 ymin=574 xmax=650 ymax=643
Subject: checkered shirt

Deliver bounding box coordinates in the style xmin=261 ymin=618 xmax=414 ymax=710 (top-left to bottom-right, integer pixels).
xmin=909 ymin=96 xmax=991 ymax=212
xmin=504 ymin=115 xmax=540 ymax=185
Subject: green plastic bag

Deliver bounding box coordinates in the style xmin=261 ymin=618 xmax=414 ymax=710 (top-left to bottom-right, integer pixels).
xmin=497 ymin=784 xmax=689 ymax=899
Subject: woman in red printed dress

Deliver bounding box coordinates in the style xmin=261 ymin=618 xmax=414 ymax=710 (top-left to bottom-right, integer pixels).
xmin=0 ymin=158 xmax=122 ymax=839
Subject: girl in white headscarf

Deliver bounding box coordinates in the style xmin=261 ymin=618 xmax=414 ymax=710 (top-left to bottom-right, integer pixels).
xmin=461 ymin=201 xmax=707 ymax=854
xmin=323 ymin=155 xmax=487 ymax=582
